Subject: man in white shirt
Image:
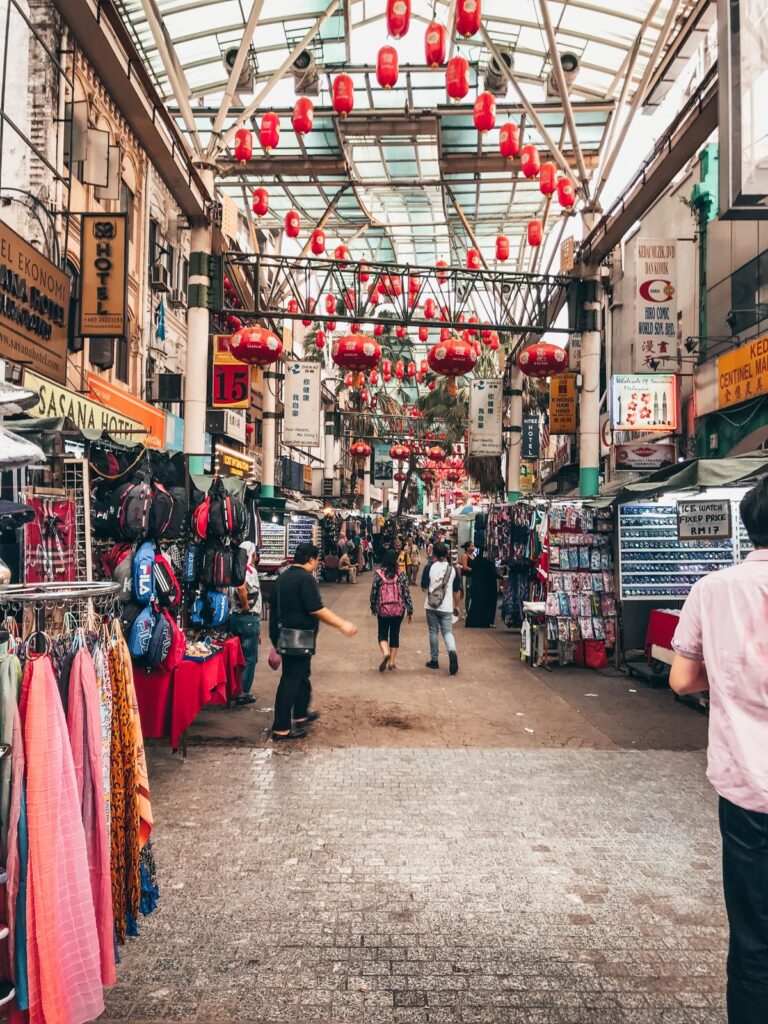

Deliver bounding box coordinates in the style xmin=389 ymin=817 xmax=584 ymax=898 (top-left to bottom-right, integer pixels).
xmin=230 ymin=541 xmax=262 ymax=705
xmin=420 ymin=541 xmax=461 ymax=674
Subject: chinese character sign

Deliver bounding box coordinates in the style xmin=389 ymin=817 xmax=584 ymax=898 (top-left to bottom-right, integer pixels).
xmin=636 ymin=238 xmax=677 ymax=368
xmin=468 ymin=379 xmax=502 ymax=456
xmin=717 ymin=333 xmax=768 ymax=410
xmin=283 ymin=361 xmax=321 ymax=446
xmin=610 ymin=374 xmax=679 ymax=432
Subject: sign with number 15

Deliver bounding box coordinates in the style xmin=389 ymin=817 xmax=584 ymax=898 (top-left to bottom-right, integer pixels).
xmin=212 ymin=335 xmax=250 ymax=408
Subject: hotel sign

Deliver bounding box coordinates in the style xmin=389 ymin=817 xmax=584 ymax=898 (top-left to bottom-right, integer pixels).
xmin=0 ymin=219 xmax=69 ymax=383
xmin=79 ymin=213 xmax=128 ymax=337
xmin=24 ymin=370 xmax=141 ymax=439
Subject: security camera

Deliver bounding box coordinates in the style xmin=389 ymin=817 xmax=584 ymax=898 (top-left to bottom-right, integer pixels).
xmin=222 ymin=46 xmax=255 ymax=91
xmin=292 ymin=49 xmax=319 ymax=96
xmin=546 ymin=52 xmax=580 ymax=98
xmin=484 ymin=48 xmax=514 ymax=96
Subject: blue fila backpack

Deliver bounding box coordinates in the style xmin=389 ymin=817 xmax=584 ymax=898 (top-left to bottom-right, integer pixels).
xmin=133 ymin=541 xmax=156 ymax=605
xmin=128 ymin=606 xmax=156 ymax=659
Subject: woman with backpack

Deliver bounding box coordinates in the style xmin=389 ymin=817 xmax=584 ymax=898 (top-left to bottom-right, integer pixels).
xmin=370 ymin=548 xmax=413 ymax=673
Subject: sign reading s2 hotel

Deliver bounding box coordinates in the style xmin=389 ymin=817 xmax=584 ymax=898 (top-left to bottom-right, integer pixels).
xmin=79 ymin=213 xmax=128 ymax=337
xmin=0 ymin=219 xmax=69 ymax=383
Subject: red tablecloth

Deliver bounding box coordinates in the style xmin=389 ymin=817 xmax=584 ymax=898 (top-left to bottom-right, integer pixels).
xmin=134 ymin=636 xmax=245 ymax=748
xmin=644 ymin=608 xmax=681 ymax=659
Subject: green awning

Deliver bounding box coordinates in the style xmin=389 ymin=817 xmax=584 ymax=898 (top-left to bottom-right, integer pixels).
xmin=600 ymin=454 xmax=768 ymax=506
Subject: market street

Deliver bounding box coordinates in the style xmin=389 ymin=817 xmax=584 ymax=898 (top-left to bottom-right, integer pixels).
xmin=103 ymin=583 xmax=725 ymax=1024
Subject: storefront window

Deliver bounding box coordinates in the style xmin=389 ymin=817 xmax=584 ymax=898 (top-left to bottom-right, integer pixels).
xmin=731 ymin=248 xmax=768 ymax=335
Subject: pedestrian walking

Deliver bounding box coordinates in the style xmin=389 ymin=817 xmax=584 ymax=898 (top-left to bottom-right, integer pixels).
xmin=406 ymin=535 xmax=420 ymax=585
xmin=269 ymin=542 xmax=357 ymax=741
xmin=421 ymin=541 xmax=461 ymax=674
xmin=229 ymin=541 xmax=262 ymax=705
xmin=370 ymin=548 xmax=413 ymax=672
xmin=670 ymin=478 xmax=768 ymax=1024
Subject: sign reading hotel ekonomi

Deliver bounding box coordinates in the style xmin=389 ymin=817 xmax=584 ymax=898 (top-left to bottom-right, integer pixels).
xmin=86 ymin=373 xmax=166 ymax=449
xmin=0 ymin=219 xmax=69 ymax=383
xmin=24 ymin=370 xmax=141 ymax=439
xmin=79 ymin=213 xmax=128 ymax=337
xmin=717 ymin=333 xmax=768 ymax=410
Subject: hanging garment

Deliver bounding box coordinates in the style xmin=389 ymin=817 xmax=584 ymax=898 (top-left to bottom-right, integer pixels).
xmin=115 ymin=626 xmax=153 ymax=847
xmin=68 ymin=648 xmax=116 ymax=987
xmin=0 ymin=653 xmax=21 ymax=861
xmin=20 ymin=655 xmax=104 ymax=1024
xmin=108 ymin=639 xmax=141 ymax=944
xmin=92 ymin=642 xmax=112 ymax=830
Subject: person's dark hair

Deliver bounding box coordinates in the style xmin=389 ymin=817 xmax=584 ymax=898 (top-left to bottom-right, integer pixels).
xmin=461 ymin=541 xmax=472 ymax=551
xmin=293 ymin=542 xmax=320 ymax=565
xmin=740 ymin=479 xmax=768 ymax=547
xmin=433 ymin=541 xmax=448 ymax=559
xmin=382 ymin=549 xmax=399 ymax=575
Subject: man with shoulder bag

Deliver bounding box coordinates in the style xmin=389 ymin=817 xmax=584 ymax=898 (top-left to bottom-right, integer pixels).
xmin=420 ymin=541 xmax=461 ymax=675
xmin=269 ymin=543 xmax=357 ymax=741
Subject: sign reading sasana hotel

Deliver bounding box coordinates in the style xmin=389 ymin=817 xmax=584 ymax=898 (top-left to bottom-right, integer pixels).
xmin=0 ymin=219 xmax=69 ymax=383
xmin=24 ymin=369 xmax=141 ymax=439
xmin=79 ymin=213 xmax=128 ymax=337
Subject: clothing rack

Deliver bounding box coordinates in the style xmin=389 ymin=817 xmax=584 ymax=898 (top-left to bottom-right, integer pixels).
xmin=0 ymin=581 xmax=121 ymax=640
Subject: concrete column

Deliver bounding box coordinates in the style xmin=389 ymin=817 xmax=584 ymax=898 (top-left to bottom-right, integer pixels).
xmin=579 ymin=211 xmax=602 ymax=496
xmin=184 ymin=220 xmax=212 ymax=455
xmin=324 ymin=418 xmax=335 ymax=478
xmin=362 ymin=457 xmax=371 ymax=513
xmin=506 ymin=363 xmax=523 ymax=501
xmin=261 ymin=369 xmax=278 ymax=497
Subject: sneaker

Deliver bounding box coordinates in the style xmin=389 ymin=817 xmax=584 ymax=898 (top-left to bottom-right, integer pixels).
xmin=294 ymin=711 xmax=320 ymax=725
xmin=448 ymin=651 xmax=459 ymax=675
xmin=425 ymin=660 xmax=439 ymax=670
xmin=236 ymin=694 xmax=257 ymax=705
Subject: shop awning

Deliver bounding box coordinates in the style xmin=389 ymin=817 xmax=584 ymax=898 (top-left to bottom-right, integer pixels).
xmin=598 ymin=454 xmax=768 ymax=506
xmin=0 ymin=426 xmax=46 ymax=470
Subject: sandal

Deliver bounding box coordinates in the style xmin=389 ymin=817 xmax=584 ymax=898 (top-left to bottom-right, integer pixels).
xmin=388 ymin=663 xmax=396 ymax=671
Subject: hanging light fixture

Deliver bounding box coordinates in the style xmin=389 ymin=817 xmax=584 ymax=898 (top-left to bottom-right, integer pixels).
xmin=332 ymin=74 xmax=355 ymax=116
xmin=418 ymin=325 xmax=429 ymax=341
xmin=496 ymin=235 xmax=509 ymax=261
xmin=292 ymin=97 xmax=314 ymax=136
xmin=386 ymin=0 xmax=411 ymax=38
xmin=539 ymin=161 xmax=557 ymax=195
xmin=499 ymin=121 xmax=520 ymax=161
xmin=427 ymin=335 xmax=477 ymax=395
xmin=284 ymin=210 xmax=300 ymax=238
xmin=424 ymin=21 xmax=447 ymax=67
xmin=456 ymin=0 xmax=482 ymax=38
xmin=528 ymin=220 xmax=543 ymax=246
xmin=233 ymin=128 xmax=252 ymax=163
xmin=376 ymin=46 xmax=399 ymax=89
xmin=446 ymin=56 xmax=470 ymax=101
xmin=252 ymin=187 xmax=269 ymax=217
xmin=557 ymin=177 xmax=576 ymax=208
xmin=520 ymin=144 xmax=541 ymax=179
xmin=466 ymin=248 xmax=481 ymax=271
xmin=473 ymin=92 xmax=496 ymax=133
xmin=310 ymin=228 xmax=326 ymax=255
xmin=228 ymin=326 xmax=283 ymax=365
xmin=334 ymin=244 xmax=351 ymax=266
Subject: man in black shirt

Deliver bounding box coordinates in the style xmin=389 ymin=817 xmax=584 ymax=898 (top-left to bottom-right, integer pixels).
xmin=269 ymin=542 xmax=357 ymax=740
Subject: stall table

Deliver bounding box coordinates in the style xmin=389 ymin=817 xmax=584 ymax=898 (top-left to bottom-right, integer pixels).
xmin=134 ymin=636 xmax=245 ymax=750
xmin=644 ymin=608 xmax=682 ymax=667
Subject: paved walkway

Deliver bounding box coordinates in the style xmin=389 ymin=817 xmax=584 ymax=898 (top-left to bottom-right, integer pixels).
xmin=104 ymin=581 xmax=726 ymax=1024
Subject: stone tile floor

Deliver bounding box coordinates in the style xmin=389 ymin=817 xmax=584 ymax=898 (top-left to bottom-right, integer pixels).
xmin=104 ymin=746 xmax=727 ymax=1024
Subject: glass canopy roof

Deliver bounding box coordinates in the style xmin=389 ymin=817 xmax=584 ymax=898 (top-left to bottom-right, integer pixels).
xmin=115 ymin=0 xmax=699 ymax=267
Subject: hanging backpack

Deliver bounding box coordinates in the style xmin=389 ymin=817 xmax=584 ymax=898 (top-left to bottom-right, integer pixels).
xmin=207 ymin=479 xmax=246 ymax=541
xmin=121 ymin=600 xmax=143 ymax=637
xmin=162 ymin=487 xmax=188 ymax=538
xmin=115 ymin=479 xmax=153 ymax=542
xmin=161 ymin=609 xmax=186 ymax=670
xmin=133 ymin=541 xmax=156 ymax=605
xmin=99 ymin=541 xmax=132 ymax=578
xmin=199 ymin=543 xmax=238 ymax=589
xmin=154 ymin=552 xmax=181 ymax=608
xmin=147 ymin=482 xmax=175 ymax=538
xmin=128 ymin=605 xmax=156 ymax=659
xmin=113 ymin=548 xmax=136 ymax=605
xmin=231 ymin=545 xmax=248 ymax=588
xmin=92 ymin=490 xmax=119 ymax=540
xmin=192 ymin=497 xmax=211 ymax=541
xmin=190 ymin=590 xmax=229 ymax=628
xmin=184 ymin=543 xmax=202 ymax=584
xmin=146 ymin=611 xmax=173 ymax=667
xmin=376 ymin=569 xmax=405 ymax=618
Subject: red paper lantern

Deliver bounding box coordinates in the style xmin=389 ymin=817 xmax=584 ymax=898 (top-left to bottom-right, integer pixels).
xmin=287 ymin=299 xmax=299 ymax=314
xmin=315 ymin=330 xmax=325 ymax=349
xmin=495 ymin=235 xmax=510 ymax=262
xmin=425 ymin=21 xmax=447 ymax=67
xmin=428 ymin=379 xmax=436 ymax=391
xmin=408 ymin=274 xmax=420 ymax=295
xmin=539 ymin=161 xmax=557 ymax=195
xmin=521 ymin=144 xmax=540 ymax=179
xmin=446 ymin=56 xmax=470 ymax=101
xmin=427 ymin=336 xmax=477 ymax=395
xmin=358 ymin=262 xmax=370 ymax=283
xmin=393 ymin=470 xmax=407 ymax=482
xmin=285 ymin=210 xmax=300 ymax=238
xmin=252 ymin=186 xmax=269 ymax=217
xmin=389 ymin=443 xmax=410 ymax=461
xmin=418 ymin=325 xmax=429 ymax=342
xmin=420 ymin=359 xmax=429 ymax=374
xmin=382 ymin=358 xmax=392 ymax=379
xmin=326 ymin=320 xmax=337 ymax=331
xmin=396 ymin=325 xmax=407 ymax=340
xmin=407 ymin=360 xmax=416 ymax=378
xmin=369 ymin=369 xmax=378 ymax=385
xmin=331 ymin=333 xmax=381 ymax=373
xmin=334 ymin=244 xmax=350 ymax=266
xmin=324 ymin=294 xmax=336 ymax=315
xmin=489 ymin=332 xmax=500 ymax=351
xmin=350 ymin=440 xmax=372 ymax=461
xmin=395 ymin=360 xmax=404 ymax=380
xmin=456 ymin=0 xmax=481 ymax=37
xmin=224 ymin=314 xmax=242 ymax=333
xmin=518 ymin=342 xmax=568 ymax=378
xmin=233 ymin=128 xmax=252 ymax=163
xmin=499 ymin=121 xmax=520 ymax=160
xmin=351 ymin=321 xmax=361 ymax=332
xmin=435 ymin=260 xmax=450 ymax=285
xmin=423 ymin=297 xmax=437 ymax=319
xmin=377 ymin=46 xmax=399 ymax=89
xmin=528 ymin=220 xmax=543 ymax=247
xmin=311 ymin=228 xmax=326 ymax=255
xmin=466 ymin=248 xmax=481 ymax=271
xmin=473 ymin=92 xmax=496 ymax=133
xmin=440 ymin=327 xmax=451 ymax=342
xmin=332 ymin=74 xmax=355 ymax=117
xmin=373 ymin=323 xmax=384 ymax=337
xmin=557 ymin=177 xmax=576 ymax=208
xmin=292 ymin=97 xmax=314 ymax=136
xmin=386 ymin=0 xmax=410 ymax=38
xmin=427 ymin=445 xmax=445 ymax=462
xmin=379 ymin=274 xmax=402 ymax=297
xmin=344 ymin=372 xmax=354 ymax=388
xmin=360 ymin=387 xmax=369 ymax=404
xmin=228 ymin=326 xmax=283 ymax=366
xmin=259 ymin=111 xmax=280 ymax=153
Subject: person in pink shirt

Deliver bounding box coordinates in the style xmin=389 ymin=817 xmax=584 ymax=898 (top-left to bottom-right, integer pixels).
xmin=671 ymin=479 xmax=768 ymax=1024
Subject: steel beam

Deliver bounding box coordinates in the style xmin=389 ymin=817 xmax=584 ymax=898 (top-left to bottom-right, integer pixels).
xmin=206 ymin=0 xmax=266 ymax=157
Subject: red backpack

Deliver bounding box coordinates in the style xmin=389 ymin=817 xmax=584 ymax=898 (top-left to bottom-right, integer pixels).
xmin=161 ymin=609 xmax=186 ymax=670
xmin=192 ymin=497 xmax=211 ymax=541
xmin=376 ymin=569 xmax=404 ymax=618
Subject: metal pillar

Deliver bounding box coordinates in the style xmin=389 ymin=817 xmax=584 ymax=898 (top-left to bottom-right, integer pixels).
xmin=184 ymin=171 xmax=214 ymax=455
xmin=506 ymin=363 xmax=523 ymax=501
xmin=362 ymin=456 xmax=371 ymax=514
xmin=579 ymin=212 xmax=602 ymax=496
xmin=261 ymin=370 xmax=279 ymax=497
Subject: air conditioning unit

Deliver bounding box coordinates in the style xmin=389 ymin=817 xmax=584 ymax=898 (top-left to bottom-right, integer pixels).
xmin=222 ymin=46 xmax=255 ymax=92
xmin=150 ymin=263 xmax=170 ymax=293
xmin=484 ymin=48 xmax=514 ymax=96
xmin=168 ymin=288 xmax=186 ymax=309
xmin=292 ymin=49 xmax=319 ymax=96
xmin=546 ymin=52 xmax=580 ymax=98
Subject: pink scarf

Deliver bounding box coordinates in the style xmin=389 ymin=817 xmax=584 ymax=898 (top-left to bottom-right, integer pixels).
xmin=68 ymin=649 xmax=116 ymax=987
xmin=21 ymin=656 xmax=105 ymax=1024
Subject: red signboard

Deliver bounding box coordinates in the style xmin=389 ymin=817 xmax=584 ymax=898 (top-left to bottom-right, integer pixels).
xmin=212 ymin=334 xmax=250 ymax=408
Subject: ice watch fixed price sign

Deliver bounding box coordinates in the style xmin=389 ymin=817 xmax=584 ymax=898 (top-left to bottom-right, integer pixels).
xmin=211 ymin=335 xmax=250 ymax=408
xmin=677 ymin=500 xmax=732 ymax=541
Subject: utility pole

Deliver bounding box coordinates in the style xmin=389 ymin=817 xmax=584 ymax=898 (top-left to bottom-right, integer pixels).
xmin=579 ymin=209 xmax=602 ymax=496
xmin=184 ymin=167 xmax=215 ymax=457
xmin=506 ymin=363 xmax=523 ymax=501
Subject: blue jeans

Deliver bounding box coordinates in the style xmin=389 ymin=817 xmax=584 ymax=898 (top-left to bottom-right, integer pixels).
xmin=230 ymin=613 xmax=260 ymax=695
xmin=426 ymin=610 xmax=456 ymax=662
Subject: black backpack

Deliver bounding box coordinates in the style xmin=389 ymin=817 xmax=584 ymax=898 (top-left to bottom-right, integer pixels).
xmin=231 ymin=545 xmax=247 ymax=588
xmin=207 ymin=479 xmax=247 ymax=541
xmin=163 ymin=487 xmax=188 ymax=538
xmin=147 ymin=482 xmax=174 ymax=538
xmin=200 ymin=542 xmax=234 ymax=589
xmin=115 ymin=479 xmax=152 ymax=542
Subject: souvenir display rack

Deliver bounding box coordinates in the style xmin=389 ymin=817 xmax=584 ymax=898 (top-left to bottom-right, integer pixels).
xmin=286 ymin=513 xmax=320 ymax=558
xmin=258 ymin=520 xmax=287 ymax=562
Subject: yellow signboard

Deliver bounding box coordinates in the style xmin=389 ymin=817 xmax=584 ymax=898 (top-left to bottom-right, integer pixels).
xmin=79 ymin=213 xmax=128 ymax=337
xmin=549 ymin=372 xmax=577 ymax=434
xmin=520 ymin=461 xmax=535 ymax=495
xmin=0 ymin=219 xmax=69 ymax=382
xmin=717 ymin=333 xmax=768 ymax=409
